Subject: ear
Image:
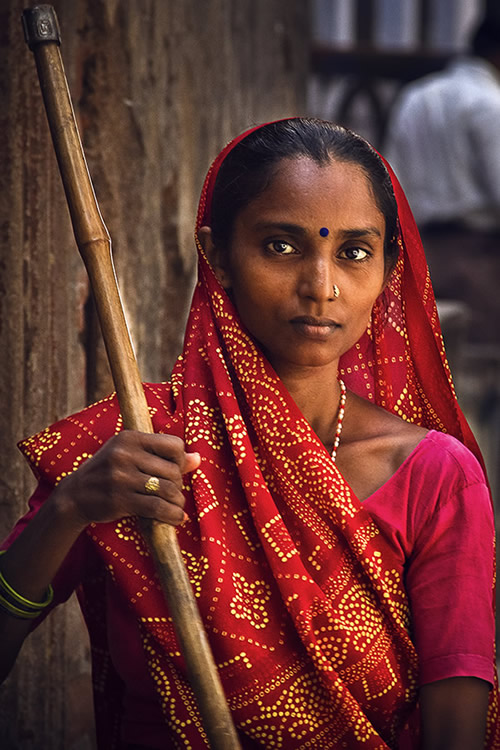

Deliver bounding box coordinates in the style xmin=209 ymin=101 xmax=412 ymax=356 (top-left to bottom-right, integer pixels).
xmin=198 ymin=226 xmax=232 ymax=289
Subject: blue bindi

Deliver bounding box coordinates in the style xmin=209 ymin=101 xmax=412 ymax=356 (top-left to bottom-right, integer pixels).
xmin=319 ymin=227 xmax=329 ymax=237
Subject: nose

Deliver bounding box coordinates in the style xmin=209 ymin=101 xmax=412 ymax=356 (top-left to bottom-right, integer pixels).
xmin=298 ymin=255 xmax=337 ymax=302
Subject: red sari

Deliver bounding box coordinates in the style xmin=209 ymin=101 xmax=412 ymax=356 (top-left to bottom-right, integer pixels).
xmin=13 ymin=123 xmax=500 ymax=748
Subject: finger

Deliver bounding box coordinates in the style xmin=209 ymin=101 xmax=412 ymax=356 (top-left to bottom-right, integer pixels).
xmin=121 ymin=432 xmax=201 ymax=476
xmin=184 ymin=452 xmax=201 ymax=473
xmin=136 ymin=454 xmax=184 ymax=490
xmin=133 ymin=493 xmax=187 ymax=526
xmin=138 ymin=433 xmax=187 ymax=465
xmin=140 ymin=435 xmax=202 ymax=476
xmin=138 ymin=472 xmax=186 ymax=509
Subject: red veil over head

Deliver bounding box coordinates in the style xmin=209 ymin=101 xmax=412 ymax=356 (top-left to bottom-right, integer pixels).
xmin=17 ymin=120 xmax=499 ymax=749
xmin=197 ymin=119 xmax=479 ymax=456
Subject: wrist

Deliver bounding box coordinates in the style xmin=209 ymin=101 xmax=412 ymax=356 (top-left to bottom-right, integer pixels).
xmin=47 ymin=482 xmax=90 ymax=535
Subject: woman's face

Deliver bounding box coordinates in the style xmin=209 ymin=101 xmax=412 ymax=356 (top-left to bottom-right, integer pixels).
xmin=208 ymin=156 xmax=388 ymax=377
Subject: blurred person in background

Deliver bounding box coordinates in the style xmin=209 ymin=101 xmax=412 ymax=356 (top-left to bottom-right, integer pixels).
xmin=385 ymin=10 xmax=500 ymax=350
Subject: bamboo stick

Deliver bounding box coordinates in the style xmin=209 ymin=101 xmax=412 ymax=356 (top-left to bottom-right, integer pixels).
xmin=22 ymin=6 xmax=240 ymax=748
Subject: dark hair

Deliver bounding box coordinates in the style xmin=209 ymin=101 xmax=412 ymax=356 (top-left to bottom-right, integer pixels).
xmin=210 ymin=118 xmax=399 ymax=268
xmin=471 ymin=15 xmax=500 ymax=58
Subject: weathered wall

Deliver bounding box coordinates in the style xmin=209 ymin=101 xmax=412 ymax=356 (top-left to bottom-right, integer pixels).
xmin=0 ymin=1 xmax=309 ymax=747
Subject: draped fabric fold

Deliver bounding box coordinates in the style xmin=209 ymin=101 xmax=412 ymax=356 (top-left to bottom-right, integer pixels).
xmin=17 ymin=122 xmax=500 ymax=748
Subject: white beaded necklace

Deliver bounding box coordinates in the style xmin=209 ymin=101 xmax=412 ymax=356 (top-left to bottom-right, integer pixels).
xmin=331 ymin=379 xmax=347 ymax=462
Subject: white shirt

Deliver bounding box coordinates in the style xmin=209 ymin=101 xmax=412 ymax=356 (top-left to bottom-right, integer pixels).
xmin=384 ymin=57 xmax=500 ymax=230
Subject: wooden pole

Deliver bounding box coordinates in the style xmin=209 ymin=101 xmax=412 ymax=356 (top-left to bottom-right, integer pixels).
xmin=21 ymin=6 xmax=241 ymax=749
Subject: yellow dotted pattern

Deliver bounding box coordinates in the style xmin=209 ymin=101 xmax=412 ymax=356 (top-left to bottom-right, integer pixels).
xmin=223 ymin=413 xmax=247 ymax=465
xmin=18 ymin=319 xmax=421 ymax=746
xmin=230 ymin=572 xmax=271 ymax=630
xmin=217 ymin=651 xmax=253 ymax=673
xmin=190 ymin=468 xmax=220 ymax=520
xmin=185 ymin=398 xmax=224 ymax=451
xmin=54 ymin=452 xmax=91 ymax=484
xmin=20 ymin=427 xmax=62 ymax=465
xmin=307 ymin=545 xmax=323 ymax=572
xmin=141 ymin=624 xmax=210 ymax=748
xmin=233 ymin=510 xmax=260 ymax=552
xmin=261 ymin=515 xmax=298 ymax=562
xmin=181 ymin=550 xmax=209 ymax=598
xmin=114 ymin=517 xmax=149 ymax=557
xmin=17 ymin=209 xmax=490 ymax=746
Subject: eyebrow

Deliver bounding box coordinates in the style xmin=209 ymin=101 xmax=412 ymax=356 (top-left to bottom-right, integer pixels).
xmin=253 ymin=221 xmax=307 ymax=236
xmin=339 ymin=227 xmax=383 ymax=239
xmin=253 ymin=222 xmax=383 ymax=239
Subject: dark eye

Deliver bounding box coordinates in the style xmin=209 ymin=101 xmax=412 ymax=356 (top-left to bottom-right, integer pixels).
xmin=340 ymin=247 xmax=369 ymax=261
xmin=267 ymin=240 xmax=296 ymax=255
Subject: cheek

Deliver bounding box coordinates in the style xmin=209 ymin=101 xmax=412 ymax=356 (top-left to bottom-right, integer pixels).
xmin=225 ymin=273 xmax=262 ymax=320
xmin=214 ymin=250 xmax=233 ymax=289
xmin=352 ymin=280 xmax=384 ymax=325
xmin=227 ymin=255 xmax=274 ymax=303
xmin=365 ymin=285 xmax=385 ymax=320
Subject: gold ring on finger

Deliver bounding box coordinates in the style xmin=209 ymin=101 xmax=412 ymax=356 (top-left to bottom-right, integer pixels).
xmin=144 ymin=476 xmax=161 ymax=495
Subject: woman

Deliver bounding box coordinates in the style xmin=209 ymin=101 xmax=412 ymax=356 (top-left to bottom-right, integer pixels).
xmin=0 ymin=119 xmax=498 ymax=749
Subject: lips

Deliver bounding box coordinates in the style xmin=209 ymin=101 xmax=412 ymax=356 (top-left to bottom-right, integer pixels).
xmin=290 ymin=315 xmax=340 ymax=340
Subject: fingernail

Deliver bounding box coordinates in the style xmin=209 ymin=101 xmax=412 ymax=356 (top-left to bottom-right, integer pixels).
xmin=182 ymin=512 xmax=190 ymax=524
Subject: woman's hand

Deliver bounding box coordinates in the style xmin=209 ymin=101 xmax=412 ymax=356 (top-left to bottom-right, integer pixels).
xmin=0 ymin=432 xmax=200 ymax=683
xmin=51 ymin=431 xmax=201 ymax=529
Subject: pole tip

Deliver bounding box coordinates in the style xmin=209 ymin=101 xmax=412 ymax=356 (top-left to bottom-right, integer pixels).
xmin=22 ymin=5 xmax=61 ymax=50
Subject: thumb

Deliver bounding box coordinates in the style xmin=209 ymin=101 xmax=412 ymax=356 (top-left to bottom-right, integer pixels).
xmin=183 ymin=451 xmax=201 ymax=473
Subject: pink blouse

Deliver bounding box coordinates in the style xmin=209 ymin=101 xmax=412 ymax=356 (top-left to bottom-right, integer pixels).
xmin=364 ymin=429 xmax=496 ymax=687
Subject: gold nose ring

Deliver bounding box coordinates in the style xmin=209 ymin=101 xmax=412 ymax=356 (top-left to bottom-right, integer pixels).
xmin=333 ymin=284 xmax=340 ymax=298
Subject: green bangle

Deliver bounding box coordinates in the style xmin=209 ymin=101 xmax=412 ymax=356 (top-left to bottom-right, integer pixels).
xmin=0 ymin=550 xmax=54 ymax=609
xmin=0 ymin=591 xmax=43 ymax=620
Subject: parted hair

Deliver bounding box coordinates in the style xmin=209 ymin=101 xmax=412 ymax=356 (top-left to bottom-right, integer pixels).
xmin=209 ymin=118 xmax=399 ymax=268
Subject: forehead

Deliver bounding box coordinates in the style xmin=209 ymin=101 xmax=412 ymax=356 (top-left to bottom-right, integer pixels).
xmin=237 ymin=156 xmax=384 ymax=229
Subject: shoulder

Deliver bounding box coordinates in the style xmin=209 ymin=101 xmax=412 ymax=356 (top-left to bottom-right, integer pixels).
xmin=406 ymin=429 xmax=486 ymax=487
xmin=394 ymin=430 xmax=489 ymax=521
xmin=394 ymin=59 xmax=499 ymax=116
xmin=392 ymin=67 xmax=451 ymax=111
xmin=18 ymin=382 xmax=174 ymax=484
xmin=338 ymin=393 xmax=486 ymax=501
xmin=338 ymin=394 xmax=425 ymax=500
xmin=374 ymin=428 xmax=491 ymax=544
